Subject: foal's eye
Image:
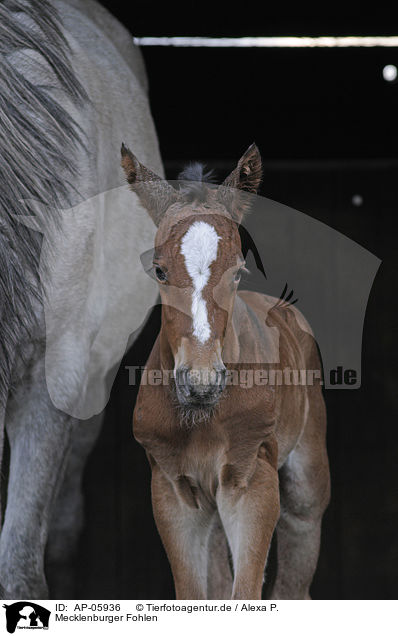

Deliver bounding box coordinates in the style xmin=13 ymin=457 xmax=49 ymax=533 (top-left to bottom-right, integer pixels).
xmin=234 ymin=264 xmax=249 ymax=283
xmin=234 ymin=268 xmax=243 ymax=282
xmin=154 ymin=266 xmax=167 ymax=283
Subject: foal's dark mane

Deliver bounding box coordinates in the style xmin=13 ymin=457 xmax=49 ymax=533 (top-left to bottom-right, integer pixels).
xmin=0 ymin=0 xmax=87 ymax=406
xmin=176 ymin=162 xmax=297 ymax=308
xmin=177 ymin=162 xmax=216 ymax=203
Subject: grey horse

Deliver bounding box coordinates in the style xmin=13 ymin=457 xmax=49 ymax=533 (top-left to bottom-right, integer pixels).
xmin=0 ymin=0 xmax=162 ymax=598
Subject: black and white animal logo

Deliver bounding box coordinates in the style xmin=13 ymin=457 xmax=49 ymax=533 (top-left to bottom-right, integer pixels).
xmin=3 ymin=602 xmax=50 ymax=633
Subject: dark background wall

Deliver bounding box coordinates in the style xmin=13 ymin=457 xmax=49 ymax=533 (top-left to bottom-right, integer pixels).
xmin=76 ymin=2 xmax=398 ymax=599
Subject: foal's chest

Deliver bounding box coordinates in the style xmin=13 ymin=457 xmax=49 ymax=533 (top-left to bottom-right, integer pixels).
xmin=146 ymin=412 xmax=275 ymax=508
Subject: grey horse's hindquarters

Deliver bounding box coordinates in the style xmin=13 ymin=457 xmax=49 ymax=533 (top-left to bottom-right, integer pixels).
xmin=0 ymin=0 xmax=163 ymax=599
xmin=56 ymin=0 xmax=164 ymax=199
xmin=38 ymin=0 xmax=161 ymax=420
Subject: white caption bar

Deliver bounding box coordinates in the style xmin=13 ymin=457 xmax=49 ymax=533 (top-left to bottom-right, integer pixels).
xmin=134 ymin=36 xmax=398 ymax=48
xmin=2 ymin=600 xmax=395 ymax=635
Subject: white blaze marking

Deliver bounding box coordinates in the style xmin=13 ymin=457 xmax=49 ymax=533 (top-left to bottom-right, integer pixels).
xmin=180 ymin=221 xmax=220 ymax=343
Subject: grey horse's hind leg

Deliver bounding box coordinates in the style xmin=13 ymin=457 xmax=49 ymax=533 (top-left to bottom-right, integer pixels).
xmin=0 ymin=362 xmax=74 ymax=599
xmin=45 ymin=413 xmax=103 ymax=598
xmin=269 ymin=396 xmax=330 ymax=600
xmin=0 ymin=402 xmax=5 ymax=529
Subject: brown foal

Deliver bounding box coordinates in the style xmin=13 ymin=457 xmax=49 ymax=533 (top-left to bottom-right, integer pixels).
xmin=121 ymin=143 xmax=330 ymax=600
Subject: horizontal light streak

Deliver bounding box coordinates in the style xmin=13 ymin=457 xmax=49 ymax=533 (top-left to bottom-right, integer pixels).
xmin=134 ymin=36 xmax=398 ymax=48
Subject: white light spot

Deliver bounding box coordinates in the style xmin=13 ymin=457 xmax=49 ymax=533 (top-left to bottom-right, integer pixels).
xmin=352 ymin=194 xmax=363 ymax=207
xmin=180 ymin=221 xmax=220 ymax=343
xmin=383 ymin=64 xmax=397 ymax=81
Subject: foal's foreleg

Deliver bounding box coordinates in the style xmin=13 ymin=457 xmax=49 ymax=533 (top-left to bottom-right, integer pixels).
xmin=206 ymin=513 xmax=233 ymax=599
xmin=151 ymin=463 xmax=215 ymax=599
xmin=270 ymin=398 xmax=330 ymax=600
xmin=217 ymin=454 xmax=280 ymax=599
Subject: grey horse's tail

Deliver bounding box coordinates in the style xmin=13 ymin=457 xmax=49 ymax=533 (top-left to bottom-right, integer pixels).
xmin=0 ymin=0 xmax=87 ymax=410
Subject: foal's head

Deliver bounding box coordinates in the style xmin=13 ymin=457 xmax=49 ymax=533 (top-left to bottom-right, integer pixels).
xmin=121 ymin=144 xmax=262 ymax=420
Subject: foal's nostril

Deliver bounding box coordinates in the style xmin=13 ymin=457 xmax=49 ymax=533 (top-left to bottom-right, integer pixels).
xmin=175 ymin=366 xmax=226 ymax=405
xmin=216 ymin=368 xmax=226 ymax=391
xmin=175 ymin=367 xmax=190 ymax=397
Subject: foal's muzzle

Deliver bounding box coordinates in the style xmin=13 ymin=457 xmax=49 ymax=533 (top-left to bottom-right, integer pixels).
xmin=175 ymin=366 xmax=226 ymax=408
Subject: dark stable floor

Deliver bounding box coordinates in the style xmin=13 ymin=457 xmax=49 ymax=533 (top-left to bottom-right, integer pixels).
xmin=75 ymin=160 xmax=398 ymax=600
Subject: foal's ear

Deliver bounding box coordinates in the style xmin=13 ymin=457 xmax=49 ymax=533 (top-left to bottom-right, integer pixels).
xmin=121 ymin=144 xmax=179 ymax=226
xmin=218 ymin=143 xmax=262 ymax=223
